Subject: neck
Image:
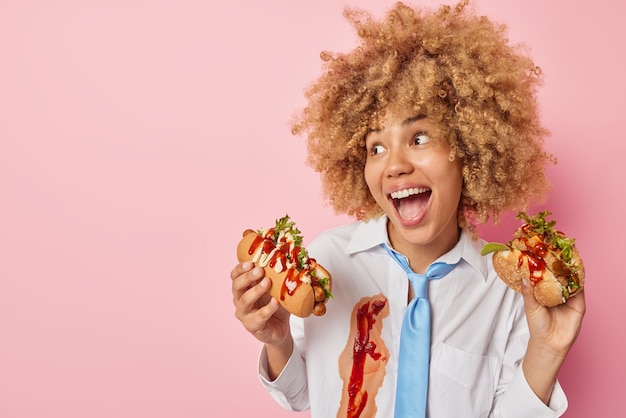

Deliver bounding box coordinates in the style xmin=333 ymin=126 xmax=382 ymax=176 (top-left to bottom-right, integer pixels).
xmin=387 ymin=222 xmax=460 ymax=274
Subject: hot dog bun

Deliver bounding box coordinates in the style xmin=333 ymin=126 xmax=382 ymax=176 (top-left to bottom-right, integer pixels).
xmin=236 ymin=215 xmax=332 ymax=318
xmin=483 ymin=211 xmax=585 ymax=307
xmin=492 ymin=247 xmax=581 ymax=307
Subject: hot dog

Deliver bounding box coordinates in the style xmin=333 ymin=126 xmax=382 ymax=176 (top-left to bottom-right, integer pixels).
xmin=236 ymin=215 xmax=332 ymax=318
xmin=481 ymin=211 xmax=585 ymax=307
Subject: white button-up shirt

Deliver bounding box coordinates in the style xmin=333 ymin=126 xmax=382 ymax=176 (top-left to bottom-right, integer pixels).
xmin=259 ymin=215 xmax=567 ymax=417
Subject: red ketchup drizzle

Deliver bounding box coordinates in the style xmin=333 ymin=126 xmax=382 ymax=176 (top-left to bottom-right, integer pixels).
xmin=248 ymin=235 xmax=265 ymax=257
xmin=247 ymin=232 xmax=304 ymax=301
xmin=347 ymin=299 xmax=387 ymax=418
xmin=280 ymin=268 xmax=305 ymax=301
xmin=518 ymin=236 xmax=548 ymax=284
xmin=270 ymin=240 xmax=288 ymax=270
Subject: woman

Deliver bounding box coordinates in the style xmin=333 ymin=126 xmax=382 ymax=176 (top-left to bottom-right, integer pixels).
xmin=230 ymin=2 xmax=585 ymax=416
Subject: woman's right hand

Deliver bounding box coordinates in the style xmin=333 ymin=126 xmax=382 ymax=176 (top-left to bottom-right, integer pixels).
xmin=230 ymin=261 xmax=292 ymax=347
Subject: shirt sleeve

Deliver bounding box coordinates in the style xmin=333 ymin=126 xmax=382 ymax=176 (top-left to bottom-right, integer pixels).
xmin=491 ymin=364 xmax=567 ymax=418
xmin=489 ymin=304 xmax=568 ymax=417
xmin=257 ymin=344 xmax=310 ymax=412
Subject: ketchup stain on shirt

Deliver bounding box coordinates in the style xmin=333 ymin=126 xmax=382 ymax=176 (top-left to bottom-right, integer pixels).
xmin=338 ymin=295 xmax=389 ymax=418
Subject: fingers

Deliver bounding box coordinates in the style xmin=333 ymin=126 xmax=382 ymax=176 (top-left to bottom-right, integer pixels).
xmin=230 ymin=260 xmax=255 ymax=281
xmin=231 ymin=261 xmax=262 ymax=293
xmin=230 ymin=261 xmax=291 ymax=345
xmin=520 ymin=277 xmax=541 ymax=314
xmin=238 ymin=275 xmax=272 ymax=312
xmin=231 ymin=262 xmax=267 ymax=305
xmin=565 ymin=289 xmax=586 ymax=316
xmin=251 ymin=294 xmax=281 ymax=326
xmin=231 ymin=262 xmax=275 ymax=326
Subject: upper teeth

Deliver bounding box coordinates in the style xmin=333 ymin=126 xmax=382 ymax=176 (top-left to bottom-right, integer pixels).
xmin=390 ymin=187 xmax=428 ymax=199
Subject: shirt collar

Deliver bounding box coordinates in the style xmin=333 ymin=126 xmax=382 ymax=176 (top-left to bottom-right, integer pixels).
xmin=345 ymin=215 xmax=489 ymax=282
xmin=345 ymin=215 xmax=389 ymax=254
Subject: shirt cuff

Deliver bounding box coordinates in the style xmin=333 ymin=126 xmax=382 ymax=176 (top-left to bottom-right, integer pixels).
xmin=258 ymin=345 xmax=309 ymax=411
xmin=500 ymin=365 xmax=568 ymax=418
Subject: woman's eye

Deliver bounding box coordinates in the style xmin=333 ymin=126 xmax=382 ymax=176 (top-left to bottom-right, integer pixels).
xmin=413 ymin=133 xmax=429 ymax=145
xmin=370 ymin=144 xmax=385 ymax=155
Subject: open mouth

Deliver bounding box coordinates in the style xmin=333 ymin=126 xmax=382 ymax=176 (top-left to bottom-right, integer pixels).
xmin=389 ymin=187 xmax=431 ymax=220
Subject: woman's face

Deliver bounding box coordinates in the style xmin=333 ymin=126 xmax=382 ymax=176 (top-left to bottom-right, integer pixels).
xmin=364 ymin=112 xmax=463 ymax=267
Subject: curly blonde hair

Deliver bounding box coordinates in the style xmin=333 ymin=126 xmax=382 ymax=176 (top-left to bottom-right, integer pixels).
xmin=291 ymin=0 xmax=553 ymax=229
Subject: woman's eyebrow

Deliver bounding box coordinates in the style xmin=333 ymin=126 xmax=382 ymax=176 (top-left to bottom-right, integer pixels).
xmin=402 ymin=114 xmax=427 ymax=126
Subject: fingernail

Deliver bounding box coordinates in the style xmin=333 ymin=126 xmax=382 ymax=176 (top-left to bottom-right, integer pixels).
xmin=242 ymin=261 xmax=252 ymax=270
xmin=261 ymin=277 xmax=270 ymax=288
xmin=252 ymin=267 xmax=263 ymax=278
xmin=522 ymin=278 xmax=530 ymax=287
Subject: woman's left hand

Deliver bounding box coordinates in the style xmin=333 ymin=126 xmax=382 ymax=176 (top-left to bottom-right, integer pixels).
xmin=521 ymin=278 xmax=586 ymax=357
xmin=520 ymin=278 xmax=586 ymax=404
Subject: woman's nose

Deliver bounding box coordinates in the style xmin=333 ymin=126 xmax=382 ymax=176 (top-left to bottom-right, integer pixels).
xmin=385 ymin=148 xmax=413 ymax=177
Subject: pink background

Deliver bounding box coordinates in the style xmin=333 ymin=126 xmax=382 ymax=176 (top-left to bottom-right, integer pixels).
xmin=1 ymin=0 xmax=623 ymax=416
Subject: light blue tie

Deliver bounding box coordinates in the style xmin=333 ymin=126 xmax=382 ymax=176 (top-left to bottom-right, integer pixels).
xmin=383 ymin=244 xmax=457 ymax=418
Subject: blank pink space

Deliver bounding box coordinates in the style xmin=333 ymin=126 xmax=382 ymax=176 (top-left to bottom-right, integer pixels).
xmin=1 ymin=1 xmax=623 ymax=417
